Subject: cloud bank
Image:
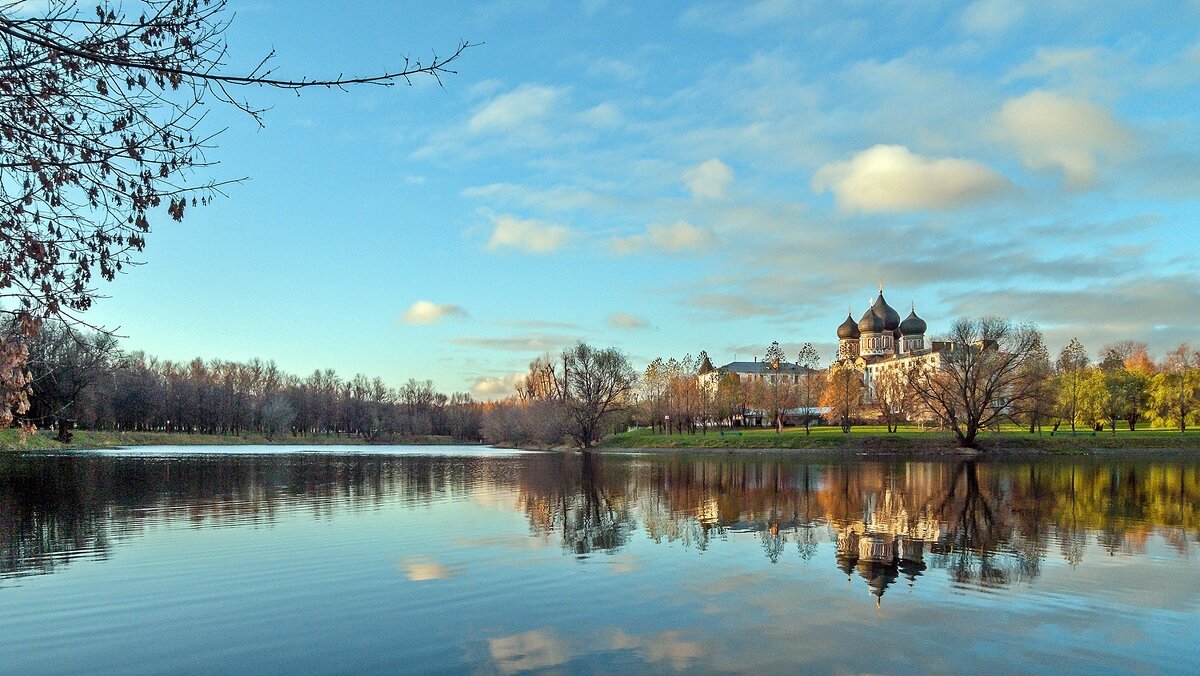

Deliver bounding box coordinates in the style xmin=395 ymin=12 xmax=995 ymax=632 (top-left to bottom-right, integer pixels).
xmin=995 ymin=90 xmax=1133 ymax=187
xmin=611 ymin=220 xmax=715 ymax=254
xmin=812 ymin=145 xmax=1011 ymax=212
xmin=607 ymin=312 xmax=649 ymax=330
xmin=487 ymin=214 xmax=574 ymax=254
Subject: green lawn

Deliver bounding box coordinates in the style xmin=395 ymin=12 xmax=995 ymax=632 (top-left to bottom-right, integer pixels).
xmin=601 ymin=424 xmax=1200 ymax=452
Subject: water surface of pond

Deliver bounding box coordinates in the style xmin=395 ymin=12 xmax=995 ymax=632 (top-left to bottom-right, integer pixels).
xmin=1 ymin=446 xmax=1197 ymax=673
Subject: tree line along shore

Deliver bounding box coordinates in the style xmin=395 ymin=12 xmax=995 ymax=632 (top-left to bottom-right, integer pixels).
xmin=3 ymin=319 xmax=1199 ymax=453
xmin=619 ymin=328 xmax=1200 ymax=450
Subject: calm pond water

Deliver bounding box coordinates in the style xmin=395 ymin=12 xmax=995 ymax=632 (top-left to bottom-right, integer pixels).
xmin=1 ymin=446 xmax=1198 ymax=674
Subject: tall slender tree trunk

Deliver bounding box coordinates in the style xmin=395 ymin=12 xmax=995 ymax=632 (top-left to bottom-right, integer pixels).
xmin=56 ymin=418 xmax=73 ymax=443
xmin=1070 ymin=391 xmax=1077 ymax=433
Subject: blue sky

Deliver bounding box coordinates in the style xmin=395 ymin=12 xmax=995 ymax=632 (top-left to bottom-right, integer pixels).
xmin=83 ymin=0 xmax=1200 ymax=398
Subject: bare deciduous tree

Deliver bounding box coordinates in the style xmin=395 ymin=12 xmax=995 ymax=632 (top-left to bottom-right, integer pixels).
xmin=9 ymin=319 xmax=118 ymax=440
xmin=561 ymin=342 xmax=637 ymax=449
xmin=761 ymin=341 xmax=793 ymax=433
xmin=518 ymin=355 xmax=564 ymax=402
xmin=1056 ymin=338 xmax=1089 ymax=434
xmin=821 ymin=362 xmax=865 ymax=433
xmin=794 ymin=343 xmax=822 ymax=435
xmin=0 ymin=1 xmax=469 ymax=424
xmin=0 ymin=1 xmax=470 ymax=332
xmin=638 ymin=357 xmax=668 ymax=433
xmin=260 ymin=394 xmax=294 ymax=441
xmin=906 ymin=317 xmax=1044 ymax=448
xmin=872 ymin=366 xmax=908 ymax=433
xmin=715 ymin=371 xmax=742 ymax=427
xmin=1009 ymin=341 xmax=1054 ymax=434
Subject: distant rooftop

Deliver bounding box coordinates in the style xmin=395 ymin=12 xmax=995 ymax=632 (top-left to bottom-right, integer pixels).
xmin=718 ymin=361 xmax=814 ymax=375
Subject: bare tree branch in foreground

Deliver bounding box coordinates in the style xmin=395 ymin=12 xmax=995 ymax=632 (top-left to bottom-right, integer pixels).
xmin=0 ymin=0 xmax=472 ymax=333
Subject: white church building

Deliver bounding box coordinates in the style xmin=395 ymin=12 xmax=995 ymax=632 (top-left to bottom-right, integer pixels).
xmin=834 ymin=289 xmax=948 ymax=402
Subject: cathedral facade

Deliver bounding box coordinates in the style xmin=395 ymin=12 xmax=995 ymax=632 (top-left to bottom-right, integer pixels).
xmin=835 ymin=289 xmax=943 ymax=401
xmin=836 ymin=289 xmax=929 ymax=361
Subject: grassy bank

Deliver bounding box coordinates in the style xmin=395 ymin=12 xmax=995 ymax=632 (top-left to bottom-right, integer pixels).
xmin=0 ymin=429 xmax=473 ymax=451
xmin=601 ymin=425 xmax=1200 ymax=454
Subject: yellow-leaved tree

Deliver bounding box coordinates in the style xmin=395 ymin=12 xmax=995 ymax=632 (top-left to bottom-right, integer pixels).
xmin=1148 ymin=344 xmax=1200 ymax=433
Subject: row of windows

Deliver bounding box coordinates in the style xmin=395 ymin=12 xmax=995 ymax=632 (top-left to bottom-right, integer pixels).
xmin=740 ymin=374 xmax=803 ymax=383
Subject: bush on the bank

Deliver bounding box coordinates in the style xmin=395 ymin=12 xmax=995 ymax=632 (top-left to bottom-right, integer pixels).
xmin=482 ymin=400 xmax=569 ymax=447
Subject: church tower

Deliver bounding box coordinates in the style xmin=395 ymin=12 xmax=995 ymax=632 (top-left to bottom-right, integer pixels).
xmin=837 ymin=312 xmax=860 ymax=359
xmin=857 ymin=289 xmax=900 ymax=358
xmin=898 ymin=306 xmax=927 ymax=354
xmin=870 ymin=289 xmax=900 ymax=356
xmin=858 ymin=307 xmax=886 ymax=356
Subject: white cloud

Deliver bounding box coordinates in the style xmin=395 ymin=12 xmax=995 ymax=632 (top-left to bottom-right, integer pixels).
xmin=464 ymin=183 xmax=604 ymax=212
xmin=683 ymin=158 xmax=734 ymax=199
xmin=486 ymin=214 xmax=574 ymax=254
xmin=486 ymin=627 xmax=702 ymax=675
xmin=577 ymin=102 xmax=623 ymax=128
xmin=1004 ymin=47 xmax=1137 ymax=98
xmin=398 ymin=556 xmax=461 ymax=581
xmin=467 ymin=79 xmax=504 ymax=99
xmin=1142 ymin=39 xmax=1200 ymax=89
xmin=468 ymin=84 xmax=564 ymax=135
xmin=1007 ymin=47 xmax=1105 ymax=83
xmin=607 ymin=629 xmax=705 ymax=671
xmin=946 ymin=275 xmax=1200 ymax=356
xmin=959 ymin=0 xmax=1024 ymax=34
xmin=470 ymin=372 xmax=526 ymax=399
xmin=607 ymin=312 xmax=649 ymax=330
xmin=680 ymin=0 xmax=805 ymax=32
xmin=587 ymin=56 xmax=642 ymax=81
xmin=995 ymin=90 xmax=1134 ymax=187
xmin=402 ymin=300 xmax=467 ymax=325
xmin=812 ymin=144 xmax=1011 ymax=212
xmin=489 ymin=630 xmax=570 ymax=674
xmin=683 ymin=292 xmax=779 ymax=320
xmin=611 ymin=220 xmax=715 ymax=254
xmin=454 ymin=334 xmax=576 ymax=352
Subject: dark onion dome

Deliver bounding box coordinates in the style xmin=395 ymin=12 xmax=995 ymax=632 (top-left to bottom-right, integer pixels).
xmin=837 ymin=313 xmax=860 ymax=339
xmin=858 ymin=307 xmax=884 ymax=333
xmin=900 ymin=308 xmax=927 ymax=335
xmin=872 ymin=292 xmax=901 ymax=332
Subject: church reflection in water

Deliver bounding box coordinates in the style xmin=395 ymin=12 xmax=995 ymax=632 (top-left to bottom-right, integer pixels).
xmin=528 ymin=453 xmax=1198 ymax=606
xmin=2 ymin=450 xmax=1198 ymax=606
xmin=832 ymin=488 xmax=935 ymax=605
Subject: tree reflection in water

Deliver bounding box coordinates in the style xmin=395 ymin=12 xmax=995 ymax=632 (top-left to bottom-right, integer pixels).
xmin=929 ymin=461 xmax=1036 ymax=590
xmin=1 ymin=451 xmax=1197 ymax=607
xmin=562 ymin=452 xmax=634 ymax=556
